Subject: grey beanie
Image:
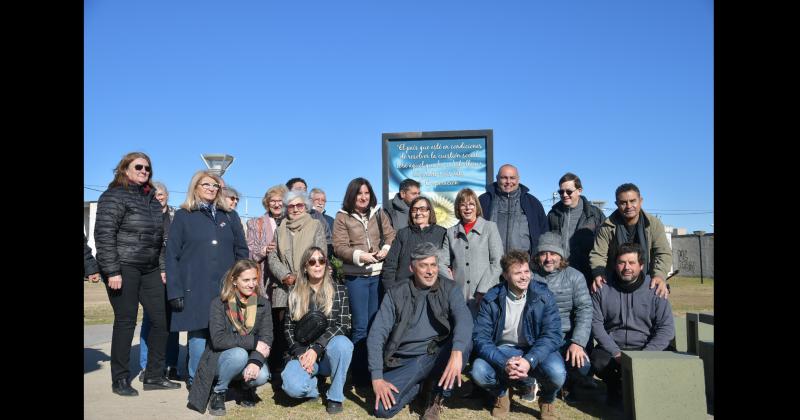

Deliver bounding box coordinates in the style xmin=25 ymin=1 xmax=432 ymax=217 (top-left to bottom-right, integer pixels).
xmin=536 ymin=232 xmax=565 ymax=257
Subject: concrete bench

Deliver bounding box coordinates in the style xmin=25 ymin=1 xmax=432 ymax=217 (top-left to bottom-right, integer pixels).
xmin=698 ymin=340 xmax=714 ymax=413
xmin=621 ymin=351 xmax=707 ymax=420
xmin=671 ymin=315 xmax=687 ymax=352
xmin=686 ymin=313 xmax=714 ymax=355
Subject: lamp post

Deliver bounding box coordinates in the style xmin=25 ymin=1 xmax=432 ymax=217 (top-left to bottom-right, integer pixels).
xmin=200 ymin=154 xmax=235 ymax=176
xmin=693 ymin=230 xmax=706 ymax=284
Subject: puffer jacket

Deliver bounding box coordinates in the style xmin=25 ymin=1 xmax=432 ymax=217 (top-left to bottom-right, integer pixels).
xmin=547 ymin=196 xmax=605 ymax=282
xmin=531 ymin=266 xmax=592 ymax=347
xmin=332 ymin=207 xmax=396 ymax=276
xmin=84 ymin=234 xmax=99 ymax=277
xmin=473 ymin=280 xmax=563 ymax=370
xmin=94 ymin=184 xmax=165 ymax=277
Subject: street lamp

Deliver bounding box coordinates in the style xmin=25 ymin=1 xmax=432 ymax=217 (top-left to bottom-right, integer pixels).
xmin=693 ymin=230 xmax=706 ymax=284
xmin=201 ymin=154 xmax=235 ymax=176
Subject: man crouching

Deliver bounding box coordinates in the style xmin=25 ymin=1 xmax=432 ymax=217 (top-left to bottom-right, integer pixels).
xmin=367 ymin=242 xmax=473 ymax=419
xmin=470 ymin=250 xmax=565 ymax=419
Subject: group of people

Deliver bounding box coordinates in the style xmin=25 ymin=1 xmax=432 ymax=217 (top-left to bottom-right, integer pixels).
xmin=84 ymin=152 xmax=676 ymax=419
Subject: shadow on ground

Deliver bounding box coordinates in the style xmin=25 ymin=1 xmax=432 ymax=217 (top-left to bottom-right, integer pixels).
xmin=85 ymin=348 xmax=111 ymax=374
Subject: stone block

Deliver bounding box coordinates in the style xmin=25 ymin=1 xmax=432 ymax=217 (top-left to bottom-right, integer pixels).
xmin=671 ymin=316 xmax=687 ymax=352
xmin=698 ymin=340 xmax=714 ymax=413
xmin=621 ymin=351 xmax=707 ymax=420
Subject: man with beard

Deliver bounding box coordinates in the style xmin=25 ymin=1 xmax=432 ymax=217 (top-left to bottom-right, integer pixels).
xmin=531 ymin=232 xmax=594 ymax=402
xmin=591 ymin=243 xmax=674 ymax=408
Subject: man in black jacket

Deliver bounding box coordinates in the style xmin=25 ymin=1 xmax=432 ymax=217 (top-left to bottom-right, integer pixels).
xmin=367 ymin=242 xmax=472 ymax=419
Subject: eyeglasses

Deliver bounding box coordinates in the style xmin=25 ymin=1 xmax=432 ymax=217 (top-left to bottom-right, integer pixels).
xmin=558 ymin=189 xmax=576 ymax=196
xmin=459 ymin=202 xmax=476 ymax=209
xmin=269 ymin=199 xmax=283 ymax=205
xmin=229 ymin=197 xmax=239 ymax=202
xmin=411 ymin=206 xmax=430 ymax=213
xmin=200 ymin=182 xmax=221 ymax=190
xmin=134 ymin=164 xmax=151 ymax=172
xmin=307 ymin=257 xmax=327 ymax=266
xmin=286 ymin=203 xmax=306 ymax=211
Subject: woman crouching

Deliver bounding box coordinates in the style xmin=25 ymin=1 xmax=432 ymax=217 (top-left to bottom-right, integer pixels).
xmin=281 ymin=246 xmax=353 ymax=415
xmin=187 ymin=259 xmax=273 ymax=416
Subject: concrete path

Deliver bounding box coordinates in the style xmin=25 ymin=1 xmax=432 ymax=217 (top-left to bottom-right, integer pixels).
xmin=84 ymin=325 xmax=211 ymax=419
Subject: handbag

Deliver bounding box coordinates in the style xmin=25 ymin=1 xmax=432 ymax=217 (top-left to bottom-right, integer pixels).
xmin=294 ymin=310 xmax=328 ymax=345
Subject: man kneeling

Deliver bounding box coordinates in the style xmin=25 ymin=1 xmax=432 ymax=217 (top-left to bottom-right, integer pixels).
xmin=367 ymin=242 xmax=473 ymax=419
xmin=471 ymin=250 xmax=565 ymax=419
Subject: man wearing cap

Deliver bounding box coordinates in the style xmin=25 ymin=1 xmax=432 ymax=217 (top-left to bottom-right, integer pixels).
xmin=470 ymin=249 xmax=564 ymax=419
xmin=367 ymin=242 xmax=473 ymax=419
xmin=531 ymin=232 xmax=594 ymax=402
xmin=591 ymin=242 xmax=674 ymax=408
xmin=589 ymin=183 xmax=672 ymax=298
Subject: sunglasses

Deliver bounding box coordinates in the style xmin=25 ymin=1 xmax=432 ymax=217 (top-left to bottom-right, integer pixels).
xmin=229 ymin=197 xmax=239 ymax=202
xmin=200 ymin=182 xmax=221 ymax=190
xmin=558 ymin=189 xmax=576 ymax=196
xmin=411 ymin=206 xmax=430 ymax=213
xmin=307 ymin=257 xmax=327 ymax=266
xmin=287 ymin=203 xmax=306 ymax=211
xmin=134 ymin=164 xmax=151 ymax=172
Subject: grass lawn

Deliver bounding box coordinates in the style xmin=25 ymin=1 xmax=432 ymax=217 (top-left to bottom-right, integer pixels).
xmin=84 ymin=276 xmax=713 ymax=418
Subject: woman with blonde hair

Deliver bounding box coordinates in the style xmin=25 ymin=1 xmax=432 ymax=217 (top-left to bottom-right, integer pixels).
xmin=166 ymin=170 xmax=249 ymax=388
xmin=440 ymin=188 xmax=504 ymax=315
xmin=187 ymin=259 xmax=273 ymax=416
xmin=94 ymin=151 xmax=180 ymax=396
xmin=281 ymin=246 xmax=352 ymax=415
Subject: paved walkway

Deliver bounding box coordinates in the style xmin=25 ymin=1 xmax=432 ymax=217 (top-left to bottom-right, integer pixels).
xmin=84 ymin=325 xmax=211 ymax=419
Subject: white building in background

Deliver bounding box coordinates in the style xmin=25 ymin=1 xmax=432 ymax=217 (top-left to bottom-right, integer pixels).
xmin=84 ymin=201 xmax=98 ymax=256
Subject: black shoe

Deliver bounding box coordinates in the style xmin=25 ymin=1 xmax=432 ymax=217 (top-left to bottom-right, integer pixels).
xmin=112 ymin=378 xmax=139 ymax=397
xmin=208 ymin=391 xmax=226 ymax=416
xmin=138 ymin=371 xmax=145 ymax=383
xmin=167 ymin=367 xmax=180 ymax=381
xmin=238 ymin=386 xmax=259 ymax=408
xmin=142 ymin=376 xmax=182 ymax=390
xmin=326 ymin=400 xmax=343 ymax=415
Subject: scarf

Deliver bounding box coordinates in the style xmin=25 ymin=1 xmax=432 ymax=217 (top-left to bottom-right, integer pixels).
xmin=616 ymin=272 xmax=645 ymax=293
xmin=227 ymin=291 xmax=258 ymax=335
xmin=277 ymin=212 xmax=317 ymax=275
xmin=613 ymin=212 xmax=650 ymax=273
xmin=199 ymin=201 xmax=217 ymax=222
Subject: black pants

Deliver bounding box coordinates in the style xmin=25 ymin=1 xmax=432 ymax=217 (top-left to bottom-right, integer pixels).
xmin=268 ymin=307 xmax=288 ymax=378
xmin=105 ymin=264 xmax=168 ymax=382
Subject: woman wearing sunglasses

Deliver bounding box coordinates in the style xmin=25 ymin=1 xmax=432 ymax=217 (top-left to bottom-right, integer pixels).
xmin=380 ymin=196 xmax=447 ymax=290
xmin=187 ymin=259 xmax=273 ymax=416
xmin=166 ymin=170 xmax=249 ymax=390
xmin=331 ymin=177 xmax=395 ymax=388
xmin=267 ymin=191 xmax=327 ymax=364
xmin=281 ymin=246 xmax=353 ymax=415
xmin=94 ymin=152 xmax=181 ymax=396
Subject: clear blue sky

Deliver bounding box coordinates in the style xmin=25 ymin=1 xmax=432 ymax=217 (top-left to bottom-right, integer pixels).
xmin=85 ymin=0 xmax=713 ymax=233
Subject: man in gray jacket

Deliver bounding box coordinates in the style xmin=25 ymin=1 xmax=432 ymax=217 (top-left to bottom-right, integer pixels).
xmin=479 ymin=164 xmax=548 ymax=255
xmin=531 ymin=232 xmax=594 ymax=401
xmin=367 ymin=242 xmax=472 ymax=420
xmin=591 ymin=242 xmax=674 ymax=407
xmin=383 ymin=178 xmax=420 ymax=230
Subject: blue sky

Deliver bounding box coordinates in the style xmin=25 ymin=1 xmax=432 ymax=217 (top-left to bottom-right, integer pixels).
xmin=84 ymin=0 xmax=713 ymax=233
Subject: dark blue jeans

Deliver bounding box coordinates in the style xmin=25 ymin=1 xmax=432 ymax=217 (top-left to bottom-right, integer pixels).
xmin=470 ymin=345 xmax=566 ymax=403
xmin=345 ymin=274 xmax=380 ymax=385
xmin=374 ymin=340 xmax=471 ymax=418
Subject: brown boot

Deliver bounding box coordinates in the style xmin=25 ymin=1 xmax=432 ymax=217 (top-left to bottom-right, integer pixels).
xmin=538 ymin=400 xmax=557 ymax=420
xmin=422 ymin=393 xmax=445 ymax=420
xmin=491 ymin=390 xmax=510 ymax=417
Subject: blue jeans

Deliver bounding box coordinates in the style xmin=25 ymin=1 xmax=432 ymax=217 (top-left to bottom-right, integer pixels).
xmin=139 ymin=311 xmax=179 ymax=370
xmin=374 ymin=340 xmax=471 ymax=418
xmin=187 ymin=329 xmax=209 ymax=384
xmin=281 ymin=335 xmax=354 ymax=403
xmin=213 ymin=347 xmax=270 ymax=393
xmin=470 ymin=345 xmax=566 ymax=403
xmin=344 ymin=274 xmax=380 ymax=384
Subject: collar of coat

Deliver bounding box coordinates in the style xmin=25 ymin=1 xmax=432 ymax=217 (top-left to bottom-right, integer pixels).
xmin=456 ymin=216 xmax=488 ymax=236
xmin=607 ymin=208 xmax=652 ymax=228
xmin=338 ymin=206 xmax=381 ymax=219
